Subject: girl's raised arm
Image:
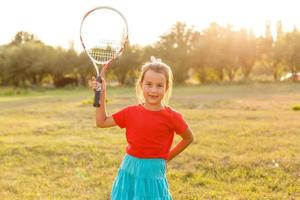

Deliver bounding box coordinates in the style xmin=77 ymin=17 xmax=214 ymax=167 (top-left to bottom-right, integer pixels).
xmin=90 ymin=76 xmax=117 ymax=128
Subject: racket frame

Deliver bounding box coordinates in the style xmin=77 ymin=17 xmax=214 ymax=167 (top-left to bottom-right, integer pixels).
xmin=79 ymin=6 xmax=128 ymax=107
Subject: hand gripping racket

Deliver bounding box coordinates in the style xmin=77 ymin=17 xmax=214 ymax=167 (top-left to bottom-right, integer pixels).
xmin=80 ymin=6 xmax=128 ymax=107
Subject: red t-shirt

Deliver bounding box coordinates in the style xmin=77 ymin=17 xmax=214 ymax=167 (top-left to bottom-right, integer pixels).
xmin=112 ymin=104 xmax=188 ymax=159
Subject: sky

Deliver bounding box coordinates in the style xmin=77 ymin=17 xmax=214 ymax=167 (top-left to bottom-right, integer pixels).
xmin=0 ymin=0 xmax=299 ymax=51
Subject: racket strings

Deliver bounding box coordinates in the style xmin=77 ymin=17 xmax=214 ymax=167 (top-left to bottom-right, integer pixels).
xmin=89 ymin=39 xmax=123 ymax=62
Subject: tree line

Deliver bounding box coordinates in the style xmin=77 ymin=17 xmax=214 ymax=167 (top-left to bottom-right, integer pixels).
xmin=0 ymin=21 xmax=299 ymax=87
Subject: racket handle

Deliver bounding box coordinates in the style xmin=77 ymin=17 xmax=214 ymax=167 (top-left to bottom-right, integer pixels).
xmin=93 ymin=76 xmax=102 ymax=107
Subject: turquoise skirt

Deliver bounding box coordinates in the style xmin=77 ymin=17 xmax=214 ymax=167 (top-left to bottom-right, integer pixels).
xmin=110 ymin=154 xmax=173 ymax=200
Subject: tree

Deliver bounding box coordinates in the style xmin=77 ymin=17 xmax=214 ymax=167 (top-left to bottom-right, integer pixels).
xmin=257 ymin=21 xmax=276 ymax=80
xmin=189 ymin=31 xmax=208 ymax=83
xmin=74 ymin=52 xmax=94 ymax=86
xmin=202 ymin=24 xmax=240 ymax=81
xmin=270 ymin=21 xmax=286 ymax=80
xmin=156 ymin=22 xmax=194 ymax=84
xmin=237 ymin=29 xmax=257 ymax=79
xmin=284 ymin=29 xmax=300 ymax=76
xmin=110 ymin=43 xmax=142 ymax=85
xmin=1 ymin=45 xmax=27 ymax=86
xmin=0 ymin=46 xmax=5 ymax=85
xmin=218 ymin=25 xmax=240 ymax=81
xmin=9 ymin=31 xmax=41 ymax=46
xmin=50 ymin=47 xmax=78 ymax=86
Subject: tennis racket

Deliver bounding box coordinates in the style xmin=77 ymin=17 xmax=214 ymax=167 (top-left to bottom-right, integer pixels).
xmin=80 ymin=6 xmax=128 ymax=107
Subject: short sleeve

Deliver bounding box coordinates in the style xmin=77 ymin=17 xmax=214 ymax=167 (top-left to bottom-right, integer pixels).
xmin=172 ymin=112 xmax=188 ymax=134
xmin=112 ymin=106 xmax=129 ymax=129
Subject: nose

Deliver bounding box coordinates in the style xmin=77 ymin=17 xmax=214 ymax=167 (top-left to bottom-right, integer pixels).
xmin=149 ymin=87 xmax=159 ymax=93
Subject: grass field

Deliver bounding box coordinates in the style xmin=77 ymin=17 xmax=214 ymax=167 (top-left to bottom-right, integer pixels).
xmin=0 ymin=83 xmax=299 ymax=200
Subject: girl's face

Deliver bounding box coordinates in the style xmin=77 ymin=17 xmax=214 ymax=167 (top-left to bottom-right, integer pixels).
xmin=141 ymin=69 xmax=168 ymax=107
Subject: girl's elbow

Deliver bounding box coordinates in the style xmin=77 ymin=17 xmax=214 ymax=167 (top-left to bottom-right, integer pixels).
xmin=183 ymin=136 xmax=194 ymax=144
xmin=96 ymin=121 xmax=105 ymax=128
xmin=188 ymin=134 xmax=194 ymax=143
xmin=189 ymin=137 xmax=194 ymax=144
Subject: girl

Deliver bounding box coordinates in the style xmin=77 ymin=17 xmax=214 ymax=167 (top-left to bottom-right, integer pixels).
xmin=90 ymin=56 xmax=194 ymax=199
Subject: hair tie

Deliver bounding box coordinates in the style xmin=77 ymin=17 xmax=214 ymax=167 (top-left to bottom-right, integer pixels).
xmin=150 ymin=56 xmax=161 ymax=63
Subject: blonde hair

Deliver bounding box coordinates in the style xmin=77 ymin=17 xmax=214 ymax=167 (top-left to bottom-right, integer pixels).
xmin=136 ymin=56 xmax=173 ymax=105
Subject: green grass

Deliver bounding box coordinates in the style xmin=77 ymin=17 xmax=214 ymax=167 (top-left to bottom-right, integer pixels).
xmin=0 ymin=83 xmax=299 ymax=199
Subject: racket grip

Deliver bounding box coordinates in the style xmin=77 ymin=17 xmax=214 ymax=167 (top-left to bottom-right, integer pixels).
xmin=93 ymin=76 xmax=102 ymax=107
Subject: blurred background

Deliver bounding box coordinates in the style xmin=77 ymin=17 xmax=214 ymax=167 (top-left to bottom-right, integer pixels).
xmin=0 ymin=0 xmax=299 ymax=87
xmin=0 ymin=0 xmax=299 ymax=199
